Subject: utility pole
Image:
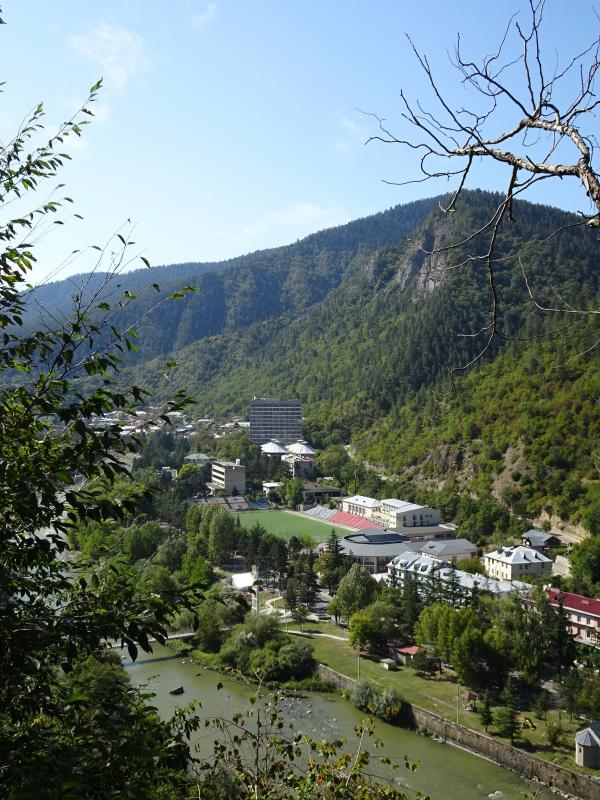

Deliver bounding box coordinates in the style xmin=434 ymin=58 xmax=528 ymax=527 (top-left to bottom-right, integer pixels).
xmin=456 ymin=677 xmax=460 ymax=725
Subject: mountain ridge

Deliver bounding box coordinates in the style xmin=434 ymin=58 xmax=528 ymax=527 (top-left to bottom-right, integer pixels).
xmin=25 ymin=190 xmax=600 ymax=529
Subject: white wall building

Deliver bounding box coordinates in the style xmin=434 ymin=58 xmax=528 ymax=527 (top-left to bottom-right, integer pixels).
xmin=374 ymin=499 xmax=440 ymax=529
xmin=483 ymin=545 xmax=552 ymax=582
xmin=340 ymin=495 xmax=381 ymax=519
xmin=211 ymin=460 xmax=246 ymax=495
xmin=386 ymin=551 xmax=515 ymax=600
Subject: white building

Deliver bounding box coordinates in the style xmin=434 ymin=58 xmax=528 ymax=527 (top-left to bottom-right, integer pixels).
xmin=340 ymin=495 xmax=381 ymax=519
xmin=387 ymin=551 xmax=515 ymax=600
xmin=210 ymin=460 xmax=246 ymax=495
xmin=483 ymin=545 xmax=552 ymax=582
xmin=374 ymin=499 xmax=440 ymax=529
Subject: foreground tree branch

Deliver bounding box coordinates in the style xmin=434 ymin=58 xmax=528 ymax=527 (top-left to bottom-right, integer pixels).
xmin=367 ymin=0 xmax=600 ymax=372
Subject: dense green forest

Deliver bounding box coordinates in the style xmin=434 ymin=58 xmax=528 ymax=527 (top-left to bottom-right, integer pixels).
xmin=28 ymin=191 xmax=600 ymax=527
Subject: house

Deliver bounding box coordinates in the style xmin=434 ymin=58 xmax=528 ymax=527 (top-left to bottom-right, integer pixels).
xmin=262 ymin=481 xmax=283 ymax=497
xmin=482 ymin=545 xmax=552 ymax=582
xmin=301 ymin=481 xmax=345 ymax=508
xmin=281 ymin=452 xmax=316 ymax=479
xmin=210 ymin=460 xmax=246 ymax=495
xmin=547 ymin=588 xmax=600 ymax=647
xmin=373 ymin=499 xmax=440 ymax=529
xmin=340 ymin=495 xmax=381 ymax=519
xmin=576 ymin=721 xmax=600 ymax=768
xmin=395 ymin=645 xmax=422 ymax=665
xmin=521 ymin=529 xmax=561 ymax=553
xmin=416 ymin=538 xmax=477 ymax=563
xmin=184 ymin=452 xmax=210 ymax=467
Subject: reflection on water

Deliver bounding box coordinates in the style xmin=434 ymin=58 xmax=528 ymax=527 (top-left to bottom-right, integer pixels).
xmin=123 ymin=645 xmax=551 ymax=800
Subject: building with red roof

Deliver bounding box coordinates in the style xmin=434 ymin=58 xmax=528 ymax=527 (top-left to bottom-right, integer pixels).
xmin=547 ymin=588 xmax=600 ymax=647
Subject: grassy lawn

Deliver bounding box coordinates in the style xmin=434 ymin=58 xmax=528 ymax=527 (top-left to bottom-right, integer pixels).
xmin=302 ymin=634 xmax=589 ymax=773
xmin=288 ymin=620 xmax=350 ymax=638
xmin=239 ymin=510 xmax=347 ymax=543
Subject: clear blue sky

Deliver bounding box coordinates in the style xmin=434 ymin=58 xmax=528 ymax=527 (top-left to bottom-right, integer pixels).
xmin=1 ymin=1 xmax=596 ymax=283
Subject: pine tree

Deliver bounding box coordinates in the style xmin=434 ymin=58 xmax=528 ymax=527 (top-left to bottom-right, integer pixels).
xmin=479 ymin=689 xmax=493 ymax=732
xmin=444 ymin=565 xmax=463 ymax=608
xmin=400 ymin=574 xmax=422 ymax=642
xmin=496 ymin=678 xmax=520 ymax=744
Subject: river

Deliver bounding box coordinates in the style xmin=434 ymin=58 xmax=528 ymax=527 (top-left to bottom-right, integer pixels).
xmin=123 ymin=645 xmax=553 ymax=800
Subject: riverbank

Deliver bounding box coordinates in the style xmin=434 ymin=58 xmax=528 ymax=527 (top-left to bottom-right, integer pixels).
xmin=123 ymin=643 xmax=556 ymax=800
xmin=171 ymin=623 xmax=600 ymax=800
xmin=296 ymin=625 xmax=587 ymax=772
xmin=165 ymin=634 xmax=594 ymax=800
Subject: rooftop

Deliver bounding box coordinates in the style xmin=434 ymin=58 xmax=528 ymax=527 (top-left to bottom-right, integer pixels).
xmin=576 ymin=721 xmax=600 ymax=747
xmin=522 ymin=530 xmax=560 ymax=546
xmin=339 ymin=531 xmax=408 ymax=556
xmin=485 ymin=545 xmax=551 ymax=564
xmin=261 ymin=440 xmax=289 ymax=455
xmin=381 ymin=499 xmax=427 ymax=513
xmin=286 ymin=440 xmax=317 ymax=456
xmin=343 ymin=495 xmax=381 ymax=508
xmin=547 ymin=588 xmax=600 ymax=618
xmin=418 ymin=538 xmax=477 ymax=557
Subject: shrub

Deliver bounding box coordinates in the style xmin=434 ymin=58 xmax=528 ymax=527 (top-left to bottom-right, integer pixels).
xmin=350 ymin=681 xmax=378 ymax=713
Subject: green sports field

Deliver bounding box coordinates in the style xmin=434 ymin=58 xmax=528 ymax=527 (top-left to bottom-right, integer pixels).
xmin=239 ymin=510 xmax=347 ymax=543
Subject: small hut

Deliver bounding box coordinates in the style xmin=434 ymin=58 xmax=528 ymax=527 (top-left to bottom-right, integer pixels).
xmin=576 ymin=721 xmax=600 ymax=768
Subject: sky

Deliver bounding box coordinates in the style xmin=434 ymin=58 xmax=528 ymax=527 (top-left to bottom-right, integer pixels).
xmin=1 ymin=1 xmax=598 ymax=284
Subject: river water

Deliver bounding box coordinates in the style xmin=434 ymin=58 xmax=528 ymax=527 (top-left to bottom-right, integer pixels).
xmin=123 ymin=645 xmax=552 ymax=800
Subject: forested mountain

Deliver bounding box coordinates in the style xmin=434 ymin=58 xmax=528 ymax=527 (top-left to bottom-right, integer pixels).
xmin=27 ymin=191 xmax=600 ymax=527
xmin=25 ymin=196 xmax=436 ymax=362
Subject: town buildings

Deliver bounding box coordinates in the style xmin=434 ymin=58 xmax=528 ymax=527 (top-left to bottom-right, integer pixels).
xmin=333 ymin=530 xmax=411 ymax=574
xmin=301 ymin=481 xmax=345 ymax=507
xmin=387 ymin=550 xmax=516 ymax=600
xmin=184 ymin=452 xmax=210 ymax=467
xmin=210 ymin=460 xmax=246 ymax=495
xmin=325 ymin=530 xmax=477 ymax=576
xmin=340 ymin=495 xmax=382 ymax=519
xmin=249 ymin=396 xmax=303 ymax=445
xmin=482 ymin=545 xmax=552 ymax=582
xmin=416 ymin=539 xmax=478 ymax=562
xmin=521 ymin=529 xmax=562 ymax=553
xmin=373 ymin=499 xmax=440 ymax=529
xmin=547 ymin=588 xmax=600 ymax=647
xmin=339 ymin=494 xmax=455 ymax=541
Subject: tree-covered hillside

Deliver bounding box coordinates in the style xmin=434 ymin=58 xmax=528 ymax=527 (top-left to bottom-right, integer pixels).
xmin=25 ymin=196 xmax=437 ymax=362
xmin=27 ymin=191 xmax=600 ymax=528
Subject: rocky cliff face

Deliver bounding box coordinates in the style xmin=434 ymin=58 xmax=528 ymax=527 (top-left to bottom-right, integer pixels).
xmin=364 ymin=213 xmax=451 ymax=291
xmin=394 ymin=215 xmax=452 ymax=291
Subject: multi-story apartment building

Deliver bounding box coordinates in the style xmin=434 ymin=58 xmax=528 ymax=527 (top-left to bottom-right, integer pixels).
xmin=210 ymin=460 xmax=246 ymax=495
xmin=373 ymin=499 xmax=440 ymax=529
xmin=483 ymin=545 xmax=552 ymax=582
xmin=340 ymin=495 xmax=381 ymax=519
xmin=249 ymin=397 xmax=303 ymax=445
xmin=547 ymin=588 xmax=600 ymax=647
